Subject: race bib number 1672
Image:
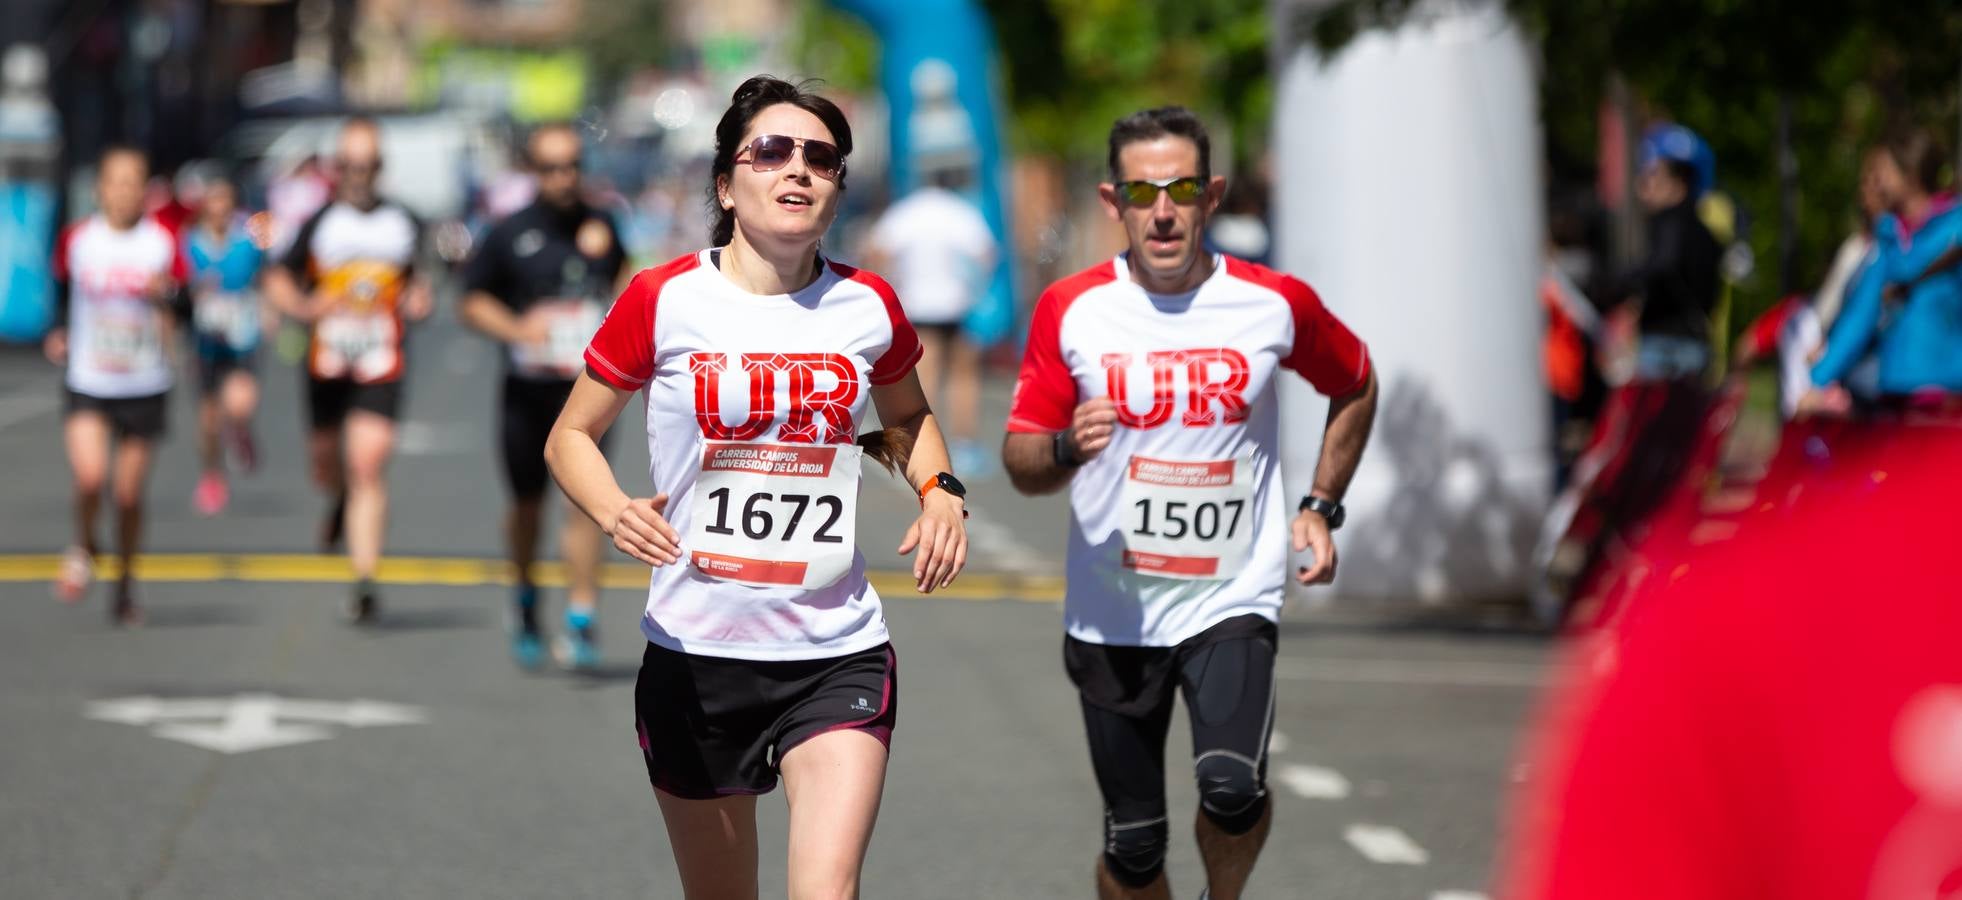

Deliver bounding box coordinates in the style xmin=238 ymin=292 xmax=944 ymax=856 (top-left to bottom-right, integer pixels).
xmin=686 ymin=442 xmax=862 ymax=590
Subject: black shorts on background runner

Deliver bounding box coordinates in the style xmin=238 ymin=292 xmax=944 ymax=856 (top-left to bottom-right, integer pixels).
xmin=500 ymin=375 xmax=606 ymax=498
xmin=306 ymin=377 xmax=404 ymax=429
xmin=634 ymin=641 xmax=897 ymax=799
xmin=64 ymin=389 xmax=168 ymax=439
xmin=197 ymin=351 xmax=256 ymax=395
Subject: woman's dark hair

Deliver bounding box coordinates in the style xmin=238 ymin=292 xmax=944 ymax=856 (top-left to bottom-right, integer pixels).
xmin=708 ymin=75 xmax=853 ymax=247
xmin=1107 ymin=106 xmax=1211 ymax=182
xmin=1886 ymin=127 xmax=1949 ymax=195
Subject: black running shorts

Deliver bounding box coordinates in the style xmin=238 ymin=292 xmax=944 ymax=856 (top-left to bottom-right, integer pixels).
xmin=633 ymin=640 xmax=897 ymax=800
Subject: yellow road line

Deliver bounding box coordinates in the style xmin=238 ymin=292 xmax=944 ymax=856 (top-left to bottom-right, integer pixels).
xmin=0 ymin=553 xmax=1064 ymax=603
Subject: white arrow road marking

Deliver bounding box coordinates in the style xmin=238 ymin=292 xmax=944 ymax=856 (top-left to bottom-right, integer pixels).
xmin=86 ymin=693 xmax=425 ymax=754
xmin=1276 ymin=763 xmax=1350 ymax=800
xmin=1344 ymin=824 xmax=1430 ymax=865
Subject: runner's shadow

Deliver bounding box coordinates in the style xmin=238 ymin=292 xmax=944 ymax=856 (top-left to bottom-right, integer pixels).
xmin=563 ymin=663 xmax=639 ymax=687
xmin=139 ymin=603 xmax=259 ymax=628
xmin=364 ymin=606 xmax=491 ymax=632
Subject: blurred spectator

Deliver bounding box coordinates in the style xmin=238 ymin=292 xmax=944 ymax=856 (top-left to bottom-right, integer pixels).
xmin=1507 ymin=411 xmax=1962 ymax=900
xmin=1805 ymin=128 xmax=1962 ymax=414
xmin=1206 ymin=178 xmax=1271 ymax=265
xmin=1541 ymin=204 xmax=1605 ymax=490
xmin=864 ymin=166 xmax=998 ymax=474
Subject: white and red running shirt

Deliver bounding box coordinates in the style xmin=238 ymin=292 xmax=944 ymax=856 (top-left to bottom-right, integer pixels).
xmin=54 ymin=214 xmax=187 ymax=399
xmin=584 ymin=250 xmax=922 ymax=661
xmin=1008 ymin=254 xmax=1370 ymax=647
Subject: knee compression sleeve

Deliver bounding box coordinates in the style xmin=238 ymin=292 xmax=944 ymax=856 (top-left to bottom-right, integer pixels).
xmin=1195 ymin=751 xmax=1268 ymax=835
xmin=1102 ymin=813 xmax=1168 ymax=888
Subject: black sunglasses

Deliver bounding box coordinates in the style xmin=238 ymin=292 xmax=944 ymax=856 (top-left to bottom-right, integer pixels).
xmin=533 ymin=158 xmax=582 ymax=176
xmin=1114 ymin=176 xmax=1207 ymax=207
xmin=737 ymin=134 xmax=845 ymax=182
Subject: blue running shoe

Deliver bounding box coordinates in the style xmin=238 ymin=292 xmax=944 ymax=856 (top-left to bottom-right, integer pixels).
xmin=554 ymin=606 xmax=599 ymax=670
xmin=510 ymin=584 xmax=544 ymax=670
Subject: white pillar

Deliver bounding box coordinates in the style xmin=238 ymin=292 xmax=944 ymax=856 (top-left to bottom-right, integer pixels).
xmin=1272 ymin=1 xmax=1548 ymax=606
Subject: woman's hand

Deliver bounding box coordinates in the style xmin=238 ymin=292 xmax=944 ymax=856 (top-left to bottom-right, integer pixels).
xmin=608 ymin=493 xmax=682 ymax=567
xmin=898 ymin=492 xmax=968 ymax=593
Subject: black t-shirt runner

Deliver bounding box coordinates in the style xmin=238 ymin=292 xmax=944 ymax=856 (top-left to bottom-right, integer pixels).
xmin=463 ymin=200 xmax=627 ymax=383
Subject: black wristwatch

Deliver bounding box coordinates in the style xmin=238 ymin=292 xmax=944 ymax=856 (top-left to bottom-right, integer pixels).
xmin=920 ymin=472 xmax=970 ymax=519
xmin=1052 ymin=430 xmax=1083 ymax=468
xmin=1298 ymin=495 xmax=1346 ymax=531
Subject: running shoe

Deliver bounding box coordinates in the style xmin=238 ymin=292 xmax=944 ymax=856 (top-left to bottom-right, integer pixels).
xmin=554 ymin=606 xmax=600 ymax=670
xmin=320 ymin=492 xmax=347 ymax=552
xmin=54 ymin=546 xmax=92 ymax=604
xmin=193 ymin=472 xmax=229 ymax=517
xmin=347 ymin=578 xmax=379 ymax=625
xmin=111 ymin=581 xmax=142 ymax=627
xmin=510 ymin=584 xmax=544 ymax=670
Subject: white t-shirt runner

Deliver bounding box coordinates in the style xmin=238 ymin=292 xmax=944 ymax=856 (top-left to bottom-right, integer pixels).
xmin=55 ymin=214 xmax=186 ymax=399
xmin=584 ymin=250 xmax=923 ymax=662
xmin=1007 ymin=254 xmax=1371 ymax=647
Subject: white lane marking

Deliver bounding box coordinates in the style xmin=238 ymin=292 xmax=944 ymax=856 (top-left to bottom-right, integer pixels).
xmin=0 ymin=389 xmax=59 ymax=430
xmin=1276 ymin=657 xmax=1547 ymax=688
xmin=87 ymin=693 xmax=426 ymax=755
xmin=1276 ymin=763 xmax=1349 ymax=799
xmin=1267 ymin=730 xmax=1290 ymax=754
xmin=1433 ymin=892 xmax=1490 ymax=900
xmin=1344 ymin=824 xmax=1430 ymax=865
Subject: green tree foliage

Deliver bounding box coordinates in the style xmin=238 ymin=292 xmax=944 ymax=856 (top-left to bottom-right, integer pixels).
xmin=982 ymin=0 xmax=1270 ymax=173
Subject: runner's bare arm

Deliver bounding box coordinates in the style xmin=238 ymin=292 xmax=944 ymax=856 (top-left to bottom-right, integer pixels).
xmin=260 ymin=265 xmax=313 ymax=321
xmin=872 ymin=372 xmax=968 ymax=592
xmin=547 ymin=370 xmax=681 ymax=567
xmin=1293 ymin=368 xmax=1378 ymax=585
xmin=456 ymin=291 xmax=541 ymax=345
xmin=1002 ymin=397 xmax=1118 ymax=496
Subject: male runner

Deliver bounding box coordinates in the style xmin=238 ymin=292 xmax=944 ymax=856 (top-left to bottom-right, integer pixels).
xmin=1003 ymin=107 xmax=1379 ymax=900
xmin=460 ymin=122 xmax=627 ymax=669
xmin=264 ymin=117 xmax=431 ymax=623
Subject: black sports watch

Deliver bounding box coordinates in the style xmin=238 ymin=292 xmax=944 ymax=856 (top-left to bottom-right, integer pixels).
xmin=922 ymin=472 xmax=967 ymax=501
xmin=1052 ymin=430 xmax=1083 ymax=467
xmin=1298 ymin=495 xmax=1346 ymax=531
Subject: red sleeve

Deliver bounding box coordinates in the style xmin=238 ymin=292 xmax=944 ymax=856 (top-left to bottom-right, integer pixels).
xmin=169 ymin=231 xmax=190 ymax=283
xmin=1006 ymin=285 xmax=1077 ymax=433
xmin=584 ymin=257 xmax=692 ymax=391
xmin=51 ymin=223 xmax=77 ymax=281
xmin=1231 ymin=259 xmax=1371 ymax=397
xmin=843 ymin=265 xmax=922 ymax=386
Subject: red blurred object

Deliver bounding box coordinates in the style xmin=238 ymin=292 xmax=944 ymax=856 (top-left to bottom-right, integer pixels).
xmin=1506 ymin=411 xmax=1962 ymax=900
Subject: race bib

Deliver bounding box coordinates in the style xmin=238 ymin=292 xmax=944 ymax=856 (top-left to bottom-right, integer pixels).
xmin=510 ymin=298 xmax=604 ymax=379
xmin=193 ymin=290 xmax=259 ymax=350
xmin=686 ymin=442 xmax=862 ymax=590
xmin=1117 ymin=454 xmax=1256 ymax=580
xmin=87 ymin=307 xmax=164 ymax=375
xmin=312 ymin=311 xmax=399 ymax=382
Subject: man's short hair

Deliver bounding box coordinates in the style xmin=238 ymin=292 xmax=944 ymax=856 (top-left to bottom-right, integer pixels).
xmin=1107 ymin=107 xmax=1211 ymax=182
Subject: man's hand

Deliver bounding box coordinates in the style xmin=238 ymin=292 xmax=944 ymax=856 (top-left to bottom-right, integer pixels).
xmin=401 ymin=281 xmax=434 ymax=323
xmin=607 ymin=494 xmax=681 ymax=567
xmin=1066 ymin=397 xmax=1119 ymax=463
xmin=1291 ymin=508 xmax=1338 ymax=585
xmin=43 ymin=328 xmax=67 ymax=366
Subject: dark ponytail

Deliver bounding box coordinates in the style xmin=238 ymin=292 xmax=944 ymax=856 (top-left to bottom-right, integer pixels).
xmin=708 ymin=75 xmax=854 ymax=247
xmin=856 ymin=427 xmax=913 ymax=478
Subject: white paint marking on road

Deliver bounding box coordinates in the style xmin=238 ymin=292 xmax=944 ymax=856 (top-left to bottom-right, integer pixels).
xmin=86 ymin=693 xmax=426 ymax=755
xmin=0 ymin=389 xmax=60 ymax=430
xmin=1432 ymin=891 xmax=1490 ymax=900
xmin=1276 ymin=763 xmax=1349 ymax=800
xmin=1267 ymin=730 xmax=1290 ymax=754
xmin=1344 ymin=824 xmax=1430 ymax=865
xmin=1277 ymin=657 xmax=1547 ymax=689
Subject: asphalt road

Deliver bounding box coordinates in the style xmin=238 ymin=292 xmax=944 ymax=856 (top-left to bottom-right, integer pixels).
xmin=0 ymin=308 xmax=1551 ymax=899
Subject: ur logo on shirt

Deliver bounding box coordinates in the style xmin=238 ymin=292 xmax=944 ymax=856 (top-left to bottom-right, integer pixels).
xmin=690 ymin=352 xmax=859 ymax=444
xmin=1103 ymin=348 xmax=1251 ymax=429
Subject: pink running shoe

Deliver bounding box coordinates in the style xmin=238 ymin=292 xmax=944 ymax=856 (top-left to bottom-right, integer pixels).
xmin=54 ymin=546 xmax=92 ymax=604
xmin=194 ymin=472 xmax=230 ymax=517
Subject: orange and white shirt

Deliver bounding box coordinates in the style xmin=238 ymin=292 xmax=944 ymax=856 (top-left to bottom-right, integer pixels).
xmin=585 ymin=250 xmax=922 ymax=661
xmin=1008 ymin=254 xmax=1370 ymax=647
xmin=282 ymin=200 xmax=422 ymax=384
xmin=54 ymin=214 xmax=186 ymax=398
